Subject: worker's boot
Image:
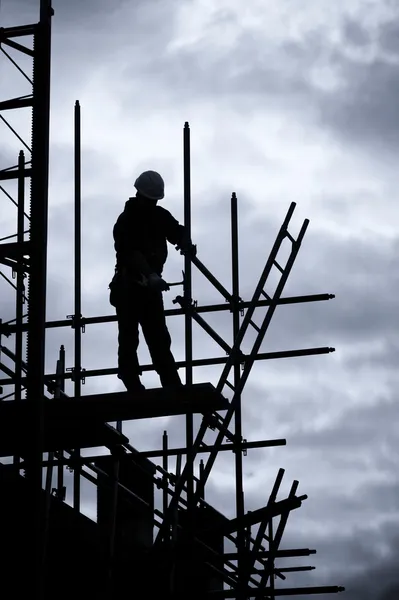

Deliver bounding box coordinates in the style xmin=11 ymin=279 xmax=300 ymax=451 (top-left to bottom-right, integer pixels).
xmin=159 ymin=370 xmax=183 ymax=390
xmin=118 ymin=373 xmax=146 ymax=394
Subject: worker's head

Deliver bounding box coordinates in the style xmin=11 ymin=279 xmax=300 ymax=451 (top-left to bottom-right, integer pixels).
xmin=134 ymin=170 xmax=165 ymax=204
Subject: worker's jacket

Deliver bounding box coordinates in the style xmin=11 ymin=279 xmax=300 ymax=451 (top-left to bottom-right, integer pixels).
xmin=111 ymin=197 xmax=186 ymax=294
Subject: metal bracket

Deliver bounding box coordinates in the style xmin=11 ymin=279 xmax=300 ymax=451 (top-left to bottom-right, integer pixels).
xmin=66 ymin=366 xmax=86 ymax=384
xmin=242 ymin=438 xmax=248 ymax=457
xmin=230 ymin=437 xmax=248 ymax=456
xmin=231 ymin=347 xmax=246 ymax=364
xmin=11 ymin=265 xmax=28 ymax=279
xmin=205 ymin=413 xmax=222 ymax=432
xmin=155 ymin=476 xmax=163 ymax=490
xmin=156 ymin=473 xmax=175 ymax=489
xmin=172 ymin=294 xmax=197 ymax=310
xmin=229 ymin=297 xmax=245 ymax=316
xmin=66 ymin=313 xmax=86 ymax=333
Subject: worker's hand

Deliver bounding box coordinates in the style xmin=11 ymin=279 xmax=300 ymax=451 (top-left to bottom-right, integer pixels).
xmin=176 ymin=230 xmax=197 ymax=257
xmin=177 ymin=242 xmax=197 ymax=258
xmin=147 ymin=273 xmax=170 ymax=292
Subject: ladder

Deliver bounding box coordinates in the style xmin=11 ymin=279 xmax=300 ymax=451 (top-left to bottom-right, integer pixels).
xmin=154 ymin=202 xmax=309 ymax=547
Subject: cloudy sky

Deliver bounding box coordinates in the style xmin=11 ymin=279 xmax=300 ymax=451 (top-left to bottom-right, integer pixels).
xmin=1 ymin=0 xmax=399 ymax=597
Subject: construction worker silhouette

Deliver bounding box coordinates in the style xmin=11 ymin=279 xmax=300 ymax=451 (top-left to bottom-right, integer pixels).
xmin=109 ymin=170 xmax=196 ymax=393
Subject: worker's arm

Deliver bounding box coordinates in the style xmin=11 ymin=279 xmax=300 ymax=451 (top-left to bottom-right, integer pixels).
xmin=176 ymin=229 xmax=197 ymax=257
xmin=163 ymin=210 xmax=197 ymax=256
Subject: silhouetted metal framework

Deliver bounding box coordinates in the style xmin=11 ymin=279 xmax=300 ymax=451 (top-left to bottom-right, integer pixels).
xmin=0 ymin=2 xmax=345 ymax=599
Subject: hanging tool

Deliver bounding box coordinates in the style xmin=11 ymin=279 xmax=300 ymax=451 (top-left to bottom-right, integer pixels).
xmin=137 ymin=270 xmax=185 ymax=290
xmin=167 ymin=270 xmax=185 ymax=288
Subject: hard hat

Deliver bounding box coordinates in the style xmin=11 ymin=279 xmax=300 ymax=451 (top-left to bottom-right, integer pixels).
xmin=134 ymin=170 xmax=165 ymax=200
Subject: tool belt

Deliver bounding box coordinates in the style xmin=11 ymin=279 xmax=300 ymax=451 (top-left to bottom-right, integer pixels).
xmin=108 ymin=267 xmax=148 ymax=307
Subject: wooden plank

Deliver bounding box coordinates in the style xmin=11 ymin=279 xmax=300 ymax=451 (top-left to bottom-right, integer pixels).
xmin=0 ymin=241 xmax=31 ymax=259
xmin=0 ymin=421 xmax=128 ymax=458
xmin=0 ymin=383 xmax=229 ymax=425
xmin=0 ymin=384 xmax=229 ymax=457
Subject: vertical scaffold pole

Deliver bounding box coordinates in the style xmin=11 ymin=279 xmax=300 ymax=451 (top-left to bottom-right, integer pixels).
xmin=73 ymin=100 xmax=82 ymax=511
xmin=231 ymin=192 xmax=246 ymax=596
xmin=183 ymin=122 xmax=194 ymax=510
xmin=56 ymin=345 xmax=65 ymax=498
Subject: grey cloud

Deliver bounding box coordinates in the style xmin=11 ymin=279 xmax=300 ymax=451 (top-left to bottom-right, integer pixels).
xmin=1 ymin=0 xmax=126 ymax=26
xmin=289 ymin=390 xmax=398 ymax=452
xmin=118 ymin=28 xmax=314 ymax=117
xmin=378 ymin=20 xmax=399 ymax=55
xmin=277 ymin=520 xmax=399 ymax=599
xmin=8 ymin=0 xmax=399 ymax=163
xmin=317 ymin=55 xmax=399 ymax=153
xmin=342 ymin=18 xmax=372 ymax=48
xmin=267 ymin=228 xmax=399 ymax=348
xmin=51 ymin=0 xmax=127 ymax=26
xmin=0 ymin=0 xmax=38 ymax=26
xmin=346 ymin=339 xmax=399 ymax=370
xmin=320 ymin=527 xmax=399 ymax=599
xmin=303 ymin=10 xmax=399 ymax=154
xmin=110 ymin=3 xmax=399 ymax=159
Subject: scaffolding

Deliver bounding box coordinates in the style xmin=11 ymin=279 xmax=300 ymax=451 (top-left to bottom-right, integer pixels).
xmin=0 ymin=2 xmax=345 ymax=598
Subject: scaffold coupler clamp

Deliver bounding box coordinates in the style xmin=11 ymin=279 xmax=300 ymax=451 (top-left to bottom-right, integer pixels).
xmin=66 ymin=313 xmax=86 ymax=333
xmin=231 ymin=436 xmax=247 ymax=456
xmin=172 ymin=294 xmax=197 ymax=310
xmin=66 ymin=366 xmax=86 ymax=384
xmin=229 ymin=295 xmax=245 ymax=317
xmin=205 ymin=412 xmax=223 ymax=431
xmin=155 ymin=475 xmax=168 ymax=490
xmin=230 ymin=347 xmax=246 ymax=365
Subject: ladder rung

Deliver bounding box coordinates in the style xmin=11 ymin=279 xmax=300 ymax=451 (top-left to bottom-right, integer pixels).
xmin=225 ymin=380 xmax=235 ymax=392
xmin=249 ymin=319 xmax=261 ymax=333
xmin=273 ymin=260 xmax=284 ymax=274
xmin=285 ymin=230 xmax=296 ymax=244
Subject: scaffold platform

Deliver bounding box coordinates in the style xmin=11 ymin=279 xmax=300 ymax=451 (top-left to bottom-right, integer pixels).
xmin=0 ymin=420 xmax=128 ymax=457
xmin=0 ymin=383 xmax=229 ymax=456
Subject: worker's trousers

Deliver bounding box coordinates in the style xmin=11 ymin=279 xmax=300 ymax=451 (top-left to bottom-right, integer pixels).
xmin=112 ymin=281 xmax=182 ymax=388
